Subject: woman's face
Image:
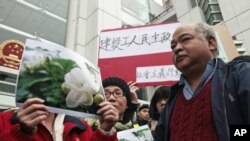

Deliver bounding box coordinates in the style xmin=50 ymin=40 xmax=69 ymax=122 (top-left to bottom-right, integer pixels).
xmin=104 ymin=85 xmax=127 ymax=120
xmin=156 ymin=98 xmax=168 ymax=113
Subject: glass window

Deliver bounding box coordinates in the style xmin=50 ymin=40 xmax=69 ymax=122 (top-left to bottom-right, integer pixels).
xmin=207 ymin=13 xmax=223 ymax=25
xmin=0 ymin=83 xmax=16 ymax=94
xmin=207 ymin=15 xmax=215 ymax=25
xmin=121 ymin=0 xmax=150 ymax=26
xmin=212 ymin=12 xmax=223 ymax=20
xmin=121 ymin=0 xmax=169 ymax=26
xmin=203 ymin=1 xmax=209 ymax=12
xmin=209 ymin=0 xmax=218 ymax=2
xmin=197 ymin=0 xmax=205 ymax=8
xmin=205 ymin=8 xmax=212 ymax=20
xmin=0 ymin=0 xmax=69 ymax=45
xmin=209 ymin=4 xmax=221 ymax=11
xmin=199 ymin=1 xmax=223 ymax=25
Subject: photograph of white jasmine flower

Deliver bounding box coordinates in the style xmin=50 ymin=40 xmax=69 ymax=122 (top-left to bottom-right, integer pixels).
xmin=16 ymin=39 xmax=105 ymax=118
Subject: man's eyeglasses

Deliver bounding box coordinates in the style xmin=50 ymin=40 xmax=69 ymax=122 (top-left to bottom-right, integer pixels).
xmin=104 ymin=91 xmax=124 ymax=98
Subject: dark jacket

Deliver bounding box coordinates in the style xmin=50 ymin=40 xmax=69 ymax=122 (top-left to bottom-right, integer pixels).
xmin=0 ymin=111 xmax=117 ymax=141
xmin=155 ymin=58 xmax=250 ymax=141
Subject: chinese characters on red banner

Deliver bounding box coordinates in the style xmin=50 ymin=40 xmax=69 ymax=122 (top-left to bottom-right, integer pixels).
xmin=98 ymin=23 xmax=181 ymax=86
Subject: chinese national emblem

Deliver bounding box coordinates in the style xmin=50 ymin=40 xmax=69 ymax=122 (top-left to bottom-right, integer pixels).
xmin=0 ymin=40 xmax=24 ymax=70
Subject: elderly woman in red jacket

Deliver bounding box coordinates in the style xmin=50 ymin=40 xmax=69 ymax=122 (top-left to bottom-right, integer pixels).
xmin=0 ymin=98 xmax=119 ymax=141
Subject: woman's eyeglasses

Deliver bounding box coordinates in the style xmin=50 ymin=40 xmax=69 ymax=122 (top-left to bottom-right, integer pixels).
xmin=104 ymin=91 xmax=124 ymax=98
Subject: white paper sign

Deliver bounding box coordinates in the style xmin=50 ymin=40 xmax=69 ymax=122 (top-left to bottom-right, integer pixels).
xmin=136 ymin=65 xmax=181 ymax=83
xmin=117 ymin=125 xmax=154 ymax=141
xmin=99 ymin=23 xmax=180 ymax=59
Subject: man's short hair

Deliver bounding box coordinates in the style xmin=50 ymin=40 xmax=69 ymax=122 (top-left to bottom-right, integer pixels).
xmin=194 ymin=22 xmax=219 ymax=56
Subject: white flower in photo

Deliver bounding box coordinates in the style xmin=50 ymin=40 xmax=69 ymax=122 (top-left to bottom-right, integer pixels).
xmin=28 ymin=54 xmax=46 ymax=66
xmin=22 ymin=54 xmax=46 ymax=71
xmin=64 ymin=67 xmax=100 ymax=108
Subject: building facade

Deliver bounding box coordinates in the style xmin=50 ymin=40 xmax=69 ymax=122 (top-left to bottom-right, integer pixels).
xmin=153 ymin=0 xmax=250 ymax=55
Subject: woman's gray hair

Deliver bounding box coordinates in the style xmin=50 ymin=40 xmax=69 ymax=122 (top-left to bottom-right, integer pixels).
xmin=194 ymin=22 xmax=219 ymax=56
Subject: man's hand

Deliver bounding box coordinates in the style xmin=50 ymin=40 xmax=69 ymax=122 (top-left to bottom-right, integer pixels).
xmin=127 ymin=81 xmax=139 ymax=104
xmin=97 ymin=101 xmax=119 ymax=132
xmin=17 ymin=98 xmax=49 ymax=135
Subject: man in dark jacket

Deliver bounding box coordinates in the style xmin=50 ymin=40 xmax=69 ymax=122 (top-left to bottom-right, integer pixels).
xmin=155 ymin=22 xmax=250 ymax=141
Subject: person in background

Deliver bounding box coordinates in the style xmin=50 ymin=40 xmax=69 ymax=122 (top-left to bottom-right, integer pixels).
xmin=232 ymin=55 xmax=250 ymax=61
xmin=149 ymin=86 xmax=170 ymax=138
xmin=155 ymin=22 xmax=250 ymax=141
xmin=87 ymin=76 xmax=139 ymax=131
xmin=133 ymin=104 xmax=150 ymax=127
xmin=0 ymin=98 xmax=119 ymax=141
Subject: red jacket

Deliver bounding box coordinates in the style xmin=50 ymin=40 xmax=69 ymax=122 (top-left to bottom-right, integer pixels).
xmin=0 ymin=111 xmax=118 ymax=141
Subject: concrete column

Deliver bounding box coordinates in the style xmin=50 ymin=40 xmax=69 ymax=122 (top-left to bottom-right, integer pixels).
xmin=65 ymin=0 xmax=78 ymax=51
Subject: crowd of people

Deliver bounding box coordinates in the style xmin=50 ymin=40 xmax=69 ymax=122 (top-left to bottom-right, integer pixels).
xmin=0 ymin=75 xmax=169 ymax=141
xmin=1 ymin=22 xmax=250 ymax=141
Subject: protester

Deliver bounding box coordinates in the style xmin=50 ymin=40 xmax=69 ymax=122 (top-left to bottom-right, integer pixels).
xmin=149 ymin=86 xmax=170 ymax=138
xmin=155 ymin=22 xmax=250 ymax=141
xmin=134 ymin=104 xmax=149 ymax=127
xmin=87 ymin=76 xmax=139 ymax=131
xmin=0 ymin=98 xmax=119 ymax=141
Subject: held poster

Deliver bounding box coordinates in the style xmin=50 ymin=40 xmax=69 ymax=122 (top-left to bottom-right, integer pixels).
xmin=98 ymin=22 xmax=181 ymax=86
xmin=16 ymin=39 xmax=105 ymax=118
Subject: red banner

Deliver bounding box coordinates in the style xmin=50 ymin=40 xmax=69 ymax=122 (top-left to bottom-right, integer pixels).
xmin=98 ymin=22 xmax=180 ymax=86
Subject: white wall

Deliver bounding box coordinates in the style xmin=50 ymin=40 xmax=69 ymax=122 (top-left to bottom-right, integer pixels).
xmin=178 ymin=7 xmax=206 ymax=23
xmin=75 ymin=0 xmax=122 ymax=66
xmin=149 ymin=0 xmax=166 ymax=16
xmin=173 ymin=0 xmax=191 ymax=19
xmin=65 ymin=0 xmax=123 ymax=66
xmin=219 ymin=0 xmax=250 ymax=54
xmin=173 ymin=0 xmax=250 ymax=55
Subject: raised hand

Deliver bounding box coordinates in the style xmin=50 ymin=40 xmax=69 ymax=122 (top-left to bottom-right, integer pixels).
xmin=97 ymin=101 xmax=119 ymax=132
xmin=127 ymin=81 xmax=139 ymax=104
